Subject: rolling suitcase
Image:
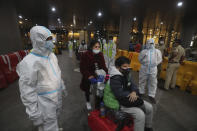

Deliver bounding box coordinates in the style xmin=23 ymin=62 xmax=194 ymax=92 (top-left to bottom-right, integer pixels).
xmin=88 ymin=110 xmax=134 ymax=131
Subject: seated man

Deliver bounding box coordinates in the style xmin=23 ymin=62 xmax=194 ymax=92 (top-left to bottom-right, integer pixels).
xmin=107 ymin=56 xmax=153 ymax=131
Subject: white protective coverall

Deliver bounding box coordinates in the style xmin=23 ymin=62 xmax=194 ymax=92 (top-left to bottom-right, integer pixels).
xmin=68 ymin=41 xmax=73 ymax=57
xmin=103 ymin=39 xmax=116 ymax=71
xmin=138 ymin=38 xmax=162 ymax=98
xmin=16 ymin=26 xmax=66 ymax=131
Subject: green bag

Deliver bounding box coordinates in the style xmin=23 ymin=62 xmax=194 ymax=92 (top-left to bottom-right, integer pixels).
xmin=103 ymin=81 xmax=120 ymax=110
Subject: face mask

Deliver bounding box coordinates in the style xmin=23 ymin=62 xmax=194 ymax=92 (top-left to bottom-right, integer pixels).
xmin=45 ymin=40 xmax=55 ymax=52
xmin=93 ymin=49 xmax=100 ymax=54
xmin=121 ymin=68 xmax=130 ymax=76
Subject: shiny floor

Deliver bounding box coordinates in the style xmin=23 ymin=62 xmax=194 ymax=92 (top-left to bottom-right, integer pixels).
xmin=0 ymin=50 xmax=197 ymax=131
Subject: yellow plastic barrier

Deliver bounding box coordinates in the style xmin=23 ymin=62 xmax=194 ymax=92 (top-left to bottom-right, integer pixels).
xmin=159 ymin=57 xmax=168 ymax=80
xmin=160 ymin=59 xmax=197 ymax=94
xmin=180 ymin=72 xmax=193 ymax=91
xmin=181 ymin=61 xmax=197 ymax=94
xmin=122 ymin=50 xmax=129 ymax=58
xmin=130 ymin=52 xmax=141 ymax=71
xmin=115 ymin=49 xmax=122 ymax=59
xmin=128 ymin=52 xmax=133 ymax=60
xmin=189 ymin=81 xmax=197 ymax=95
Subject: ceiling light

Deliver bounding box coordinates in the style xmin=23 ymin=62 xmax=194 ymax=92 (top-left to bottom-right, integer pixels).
xmin=190 ymin=41 xmax=194 ymax=47
xmin=57 ymin=18 xmax=61 ymax=21
xmin=90 ymin=21 xmax=93 ymax=24
xmin=19 ymin=15 xmax=23 ymax=19
xmin=70 ymin=24 xmax=73 ymax=27
xmin=177 ymin=2 xmax=183 ymax=7
xmin=51 ymin=7 xmax=56 ymax=12
xmin=160 ymin=22 xmax=163 ymax=25
xmin=133 ymin=17 xmax=137 ymax=21
xmin=19 ymin=21 xmax=23 ymax=24
xmin=97 ymin=11 xmax=102 ymax=17
xmin=25 ymin=19 xmax=28 ymax=21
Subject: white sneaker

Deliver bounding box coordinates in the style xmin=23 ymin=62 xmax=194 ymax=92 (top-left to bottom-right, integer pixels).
xmin=86 ymin=102 xmax=92 ymax=110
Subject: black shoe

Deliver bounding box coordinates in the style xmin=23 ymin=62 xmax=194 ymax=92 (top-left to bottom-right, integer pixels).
xmin=148 ymin=96 xmax=156 ymax=104
xmin=145 ymin=127 xmax=153 ymax=131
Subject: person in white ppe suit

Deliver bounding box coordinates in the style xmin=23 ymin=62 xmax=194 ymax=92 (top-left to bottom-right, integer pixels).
xmin=16 ymin=26 xmax=66 ymax=131
xmin=68 ymin=41 xmax=73 ymax=57
xmin=78 ymin=40 xmax=87 ymax=53
xmin=103 ymin=36 xmax=116 ymax=71
xmin=138 ymin=38 xmax=162 ymax=104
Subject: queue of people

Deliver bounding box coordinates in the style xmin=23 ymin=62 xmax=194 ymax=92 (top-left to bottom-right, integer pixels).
xmin=16 ymin=26 xmax=185 ymax=131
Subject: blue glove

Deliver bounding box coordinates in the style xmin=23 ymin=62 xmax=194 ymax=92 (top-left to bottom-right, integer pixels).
xmin=97 ymin=75 xmax=105 ymax=82
xmin=89 ymin=78 xmax=97 ymax=84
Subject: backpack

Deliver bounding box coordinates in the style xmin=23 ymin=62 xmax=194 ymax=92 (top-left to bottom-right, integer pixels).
xmin=103 ymin=80 xmax=120 ymax=110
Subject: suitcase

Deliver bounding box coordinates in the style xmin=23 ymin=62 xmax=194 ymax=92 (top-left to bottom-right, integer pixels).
xmin=88 ymin=110 xmax=134 ymax=131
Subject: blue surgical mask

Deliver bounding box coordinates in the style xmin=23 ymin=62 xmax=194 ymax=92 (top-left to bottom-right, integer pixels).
xmin=45 ymin=40 xmax=55 ymax=52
